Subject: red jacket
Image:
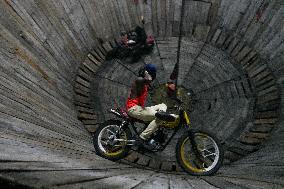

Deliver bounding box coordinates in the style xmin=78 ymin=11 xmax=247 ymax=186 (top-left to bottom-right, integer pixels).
xmin=126 ymin=78 xmax=148 ymax=110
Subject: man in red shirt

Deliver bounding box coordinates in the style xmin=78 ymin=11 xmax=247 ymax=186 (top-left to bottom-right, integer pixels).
xmin=126 ymin=64 xmax=167 ymax=142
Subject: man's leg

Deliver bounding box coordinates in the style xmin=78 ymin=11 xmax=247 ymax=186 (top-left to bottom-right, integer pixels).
xmin=147 ymin=103 xmax=167 ymax=112
xmin=140 ymin=103 xmax=167 ymax=140
xmin=140 ymin=119 xmax=158 ymax=140
xmin=128 ymin=104 xmax=167 ymax=140
xmin=127 ymin=105 xmax=155 ymax=122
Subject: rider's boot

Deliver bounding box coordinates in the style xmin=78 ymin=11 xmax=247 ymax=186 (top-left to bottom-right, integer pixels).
xmin=136 ymin=136 xmax=147 ymax=146
xmin=136 ymin=137 xmax=156 ymax=151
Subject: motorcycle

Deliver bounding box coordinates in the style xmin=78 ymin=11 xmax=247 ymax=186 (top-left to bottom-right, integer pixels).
xmin=93 ymin=98 xmax=224 ymax=175
xmin=106 ymin=37 xmax=154 ymax=62
xmin=106 ymin=27 xmax=155 ymax=62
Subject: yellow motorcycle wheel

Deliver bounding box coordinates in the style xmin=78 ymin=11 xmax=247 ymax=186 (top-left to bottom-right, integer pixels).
xmin=93 ymin=120 xmax=131 ymax=161
xmin=176 ymin=131 xmax=224 ymax=175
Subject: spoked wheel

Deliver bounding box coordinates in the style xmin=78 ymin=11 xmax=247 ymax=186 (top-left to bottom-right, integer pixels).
xmin=93 ymin=120 xmax=131 ymax=161
xmin=176 ymin=130 xmax=224 ymax=175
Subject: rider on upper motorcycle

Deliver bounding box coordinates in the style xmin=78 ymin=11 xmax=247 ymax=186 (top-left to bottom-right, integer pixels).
xmin=106 ymin=16 xmax=154 ymax=62
xmin=126 ymin=64 xmax=167 ymax=145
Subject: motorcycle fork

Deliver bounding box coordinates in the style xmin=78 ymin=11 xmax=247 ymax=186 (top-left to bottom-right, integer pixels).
xmin=188 ymin=130 xmax=205 ymax=167
xmin=118 ymin=120 xmax=128 ymax=131
xmin=188 ymin=130 xmax=197 ymax=149
xmin=116 ymin=120 xmax=137 ymax=146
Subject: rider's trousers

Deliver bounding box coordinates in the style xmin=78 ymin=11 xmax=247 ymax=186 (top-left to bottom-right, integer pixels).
xmin=127 ymin=103 xmax=167 ymax=140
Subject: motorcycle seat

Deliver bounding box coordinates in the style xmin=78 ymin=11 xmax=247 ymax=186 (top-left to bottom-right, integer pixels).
xmin=155 ymin=111 xmax=176 ymax=122
xmin=119 ymin=108 xmax=147 ymax=124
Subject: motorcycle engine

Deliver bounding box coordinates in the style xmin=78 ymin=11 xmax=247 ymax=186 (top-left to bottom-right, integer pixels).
xmin=152 ymin=129 xmax=167 ymax=144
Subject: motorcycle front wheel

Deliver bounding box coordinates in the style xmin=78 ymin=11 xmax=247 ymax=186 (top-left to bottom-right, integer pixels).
xmin=93 ymin=120 xmax=131 ymax=161
xmin=176 ymin=130 xmax=224 ymax=176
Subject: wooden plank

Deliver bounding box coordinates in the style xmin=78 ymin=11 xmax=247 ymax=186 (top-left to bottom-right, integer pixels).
xmin=5 ymin=0 xmax=47 ymax=42
xmin=148 ymin=158 xmax=162 ymax=169
xmin=142 ymin=0 xmax=153 ymax=34
xmin=84 ymin=124 xmax=99 ymax=132
xmin=0 ymin=67 xmax=70 ymax=114
xmin=254 ymin=111 xmax=278 ymax=119
xmin=243 ymin=57 xmax=260 ymax=72
xmin=257 ymin=85 xmax=278 ymax=97
xmin=102 ymin=42 xmax=113 ymax=52
xmin=169 ymin=175 xmax=194 ymax=189
xmin=252 ymin=70 xmax=271 ymax=83
xmin=151 ymin=0 xmax=158 ymax=36
xmin=91 ymin=49 xmax=104 ymax=62
xmin=76 ymin=106 xmax=95 ymax=114
xmin=124 ymin=152 xmax=139 ymax=163
xmin=256 ymin=80 xmax=276 ymax=92
xmin=75 ymin=95 xmax=91 ymax=105
xmin=231 ymin=40 xmax=245 ymax=57
xmin=248 ymin=64 xmax=267 ymax=78
xmin=239 ymin=135 xmax=262 ymax=145
xmin=194 ymin=25 xmax=210 ymax=41
xmin=211 ymin=29 xmax=222 ymax=44
xmin=222 ymin=34 xmax=234 ymax=49
xmin=222 ymin=176 xmax=283 ymax=189
xmin=227 ymin=36 xmax=240 ymax=53
xmin=79 ymin=62 xmax=93 ymax=76
xmin=134 ymin=174 xmax=169 ymax=189
xmin=74 ymin=82 xmax=90 ymax=95
xmin=124 ymin=0 xmax=137 ymax=28
xmin=96 ymin=43 xmax=107 ymax=56
xmin=240 ymin=50 xmax=257 ymax=66
xmin=186 ymin=1 xmax=211 ymax=24
xmin=186 ymin=178 xmax=219 ymax=189
xmin=0 ymin=85 xmax=84 ymax=137
xmin=59 ymin=0 xmax=95 ymax=50
xmin=76 ymin=77 xmax=90 ymax=88
xmin=165 ymin=0 xmax=173 ymax=37
xmin=255 ymin=75 xmax=274 ymax=87
xmin=81 ymin=119 xmax=98 ymax=125
xmin=0 ymin=112 xmax=84 ymax=143
xmin=161 ymin=161 xmax=175 ymax=171
xmin=77 ymin=68 xmax=92 ymax=81
xmin=216 ymin=29 xmax=228 ymax=47
xmin=158 ymin=0 xmax=166 ymax=37
xmin=136 ymin=156 xmax=150 ymax=166
xmin=74 ymin=87 xmax=90 ymax=97
xmin=109 ymin=0 xmax=122 ymax=36
xmin=84 ymin=57 xmax=100 ymax=73
xmin=33 ymin=0 xmax=83 ymax=70
xmin=101 ymin=0 xmax=117 ymax=39
xmin=254 ymin=118 xmax=278 ymax=124
xmin=202 ymin=177 xmax=245 ymax=189
xmin=78 ymin=113 xmax=97 ymax=120
xmin=256 ymin=101 xmax=280 ymax=112
xmin=55 ymin=172 xmax=153 ymax=189
xmin=249 ymin=124 xmax=274 ymax=133
xmin=235 ymin=46 xmax=252 ymax=62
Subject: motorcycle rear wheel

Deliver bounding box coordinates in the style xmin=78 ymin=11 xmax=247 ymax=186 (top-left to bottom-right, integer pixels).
xmin=176 ymin=130 xmax=224 ymax=176
xmin=93 ymin=120 xmax=131 ymax=161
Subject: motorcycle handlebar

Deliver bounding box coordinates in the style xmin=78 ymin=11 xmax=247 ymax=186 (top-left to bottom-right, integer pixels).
xmin=109 ymin=109 xmax=122 ymax=118
xmin=170 ymin=97 xmax=183 ymax=104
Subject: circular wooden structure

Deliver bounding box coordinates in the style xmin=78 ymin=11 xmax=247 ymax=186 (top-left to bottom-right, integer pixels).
xmin=0 ymin=0 xmax=283 ymax=188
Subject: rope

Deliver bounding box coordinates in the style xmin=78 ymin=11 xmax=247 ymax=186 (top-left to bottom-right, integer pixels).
xmin=171 ymin=0 xmax=186 ymax=97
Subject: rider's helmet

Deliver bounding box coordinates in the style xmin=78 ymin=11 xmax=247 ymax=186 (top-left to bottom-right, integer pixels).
xmin=128 ymin=31 xmax=137 ymax=41
xmin=120 ymin=31 xmax=127 ymax=37
xmin=145 ymin=63 xmax=157 ymax=80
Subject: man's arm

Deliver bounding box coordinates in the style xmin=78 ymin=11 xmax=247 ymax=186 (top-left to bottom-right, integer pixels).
xmin=136 ymin=77 xmax=146 ymax=96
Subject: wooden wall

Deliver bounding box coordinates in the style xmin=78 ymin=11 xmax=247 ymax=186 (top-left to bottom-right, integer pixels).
xmin=0 ymin=0 xmax=283 ymax=188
